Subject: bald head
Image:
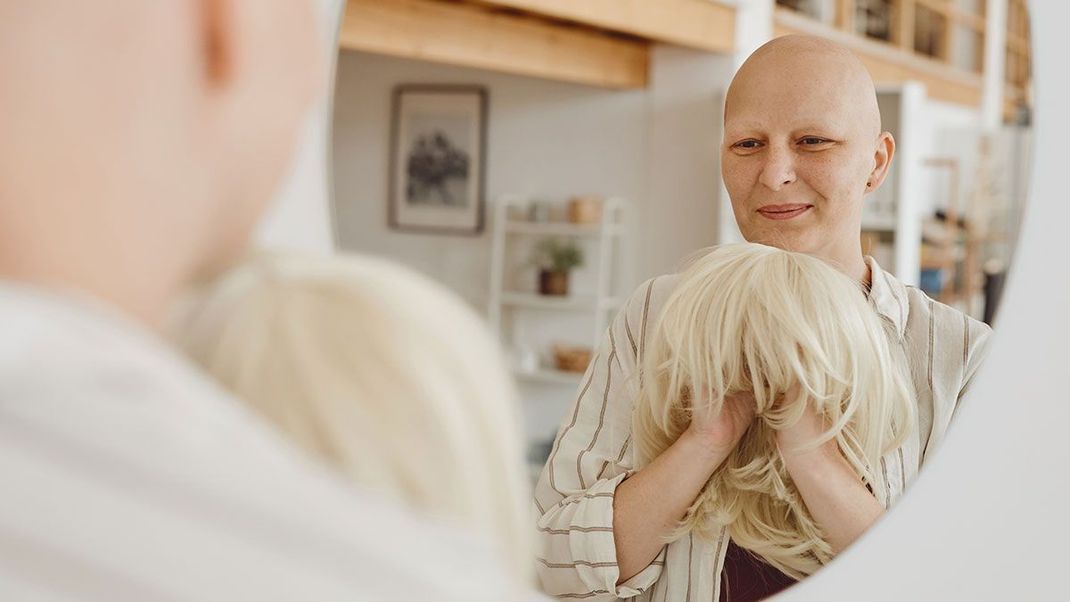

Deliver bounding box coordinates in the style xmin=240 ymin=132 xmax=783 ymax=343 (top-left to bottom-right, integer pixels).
xmin=726 ymin=35 xmax=881 ymax=140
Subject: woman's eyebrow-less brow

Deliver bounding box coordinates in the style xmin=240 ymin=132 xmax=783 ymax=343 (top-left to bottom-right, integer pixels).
xmin=726 ymin=131 xmax=768 ymax=143
xmin=791 ymin=124 xmax=842 ymax=137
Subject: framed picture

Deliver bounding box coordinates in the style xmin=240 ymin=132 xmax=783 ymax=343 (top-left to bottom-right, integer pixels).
xmin=388 ymin=85 xmax=488 ymax=235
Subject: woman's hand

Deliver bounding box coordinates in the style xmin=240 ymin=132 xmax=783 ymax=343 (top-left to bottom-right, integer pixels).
xmin=771 ymin=387 xmax=884 ymax=554
xmin=683 ymin=388 xmax=756 ymax=458
xmin=775 ymin=392 xmax=838 ymax=464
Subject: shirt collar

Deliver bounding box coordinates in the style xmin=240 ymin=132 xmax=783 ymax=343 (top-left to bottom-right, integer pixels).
xmin=865 ymin=256 xmax=910 ymax=339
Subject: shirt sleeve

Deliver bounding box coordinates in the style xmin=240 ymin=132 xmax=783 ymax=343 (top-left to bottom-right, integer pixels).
xmin=532 ymin=278 xmax=668 ymax=600
xmin=918 ymin=300 xmax=996 ymax=462
xmin=959 ymin=317 xmax=994 ymax=402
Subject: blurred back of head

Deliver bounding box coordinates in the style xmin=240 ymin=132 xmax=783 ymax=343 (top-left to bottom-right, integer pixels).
xmin=175 ymin=253 xmax=533 ymax=581
xmin=0 ymin=1 xmax=322 ymax=325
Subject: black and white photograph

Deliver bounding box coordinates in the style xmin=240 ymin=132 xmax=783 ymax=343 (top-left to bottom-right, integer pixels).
xmin=389 ymin=85 xmax=487 ymax=234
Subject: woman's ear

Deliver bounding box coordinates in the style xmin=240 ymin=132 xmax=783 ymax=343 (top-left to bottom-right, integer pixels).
xmin=200 ymin=0 xmax=235 ymax=88
xmin=865 ymin=132 xmax=896 ymax=193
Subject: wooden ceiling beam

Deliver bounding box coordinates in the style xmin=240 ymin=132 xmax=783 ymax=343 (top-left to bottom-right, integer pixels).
xmin=339 ymin=0 xmax=650 ymax=89
xmin=467 ymin=0 xmax=736 ymax=53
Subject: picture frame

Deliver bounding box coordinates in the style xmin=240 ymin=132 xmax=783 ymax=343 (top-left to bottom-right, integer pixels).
xmin=388 ymin=85 xmax=488 ymax=235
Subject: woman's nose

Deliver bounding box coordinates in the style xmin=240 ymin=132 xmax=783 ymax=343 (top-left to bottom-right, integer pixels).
xmin=758 ymin=147 xmax=797 ymax=192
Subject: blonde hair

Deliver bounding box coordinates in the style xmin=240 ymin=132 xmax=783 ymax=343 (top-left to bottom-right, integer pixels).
xmin=633 ymin=244 xmax=915 ymax=579
xmin=174 ymin=252 xmax=532 ymax=582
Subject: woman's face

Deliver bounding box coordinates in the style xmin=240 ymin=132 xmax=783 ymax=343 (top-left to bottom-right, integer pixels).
xmin=720 ymin=47 xmax=893 ymax=263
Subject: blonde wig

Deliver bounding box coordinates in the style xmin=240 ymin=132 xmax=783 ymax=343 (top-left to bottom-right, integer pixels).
xmin=174 ymin=252 xmax=532 ymax=582
xmin=633 ymin=243 xmax=915 ymax=579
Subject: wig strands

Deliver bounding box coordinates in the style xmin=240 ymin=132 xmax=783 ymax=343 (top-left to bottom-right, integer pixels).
xmin=633 ymin=244 xmax=915 ymax=579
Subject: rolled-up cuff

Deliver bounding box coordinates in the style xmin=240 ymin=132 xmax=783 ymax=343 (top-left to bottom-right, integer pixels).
xmin=537 ymin=473 xmax=665 ymax=599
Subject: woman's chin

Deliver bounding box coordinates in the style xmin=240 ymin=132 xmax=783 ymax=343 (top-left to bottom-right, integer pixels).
xmin=741 ymin=230 xmax=817 ymax=255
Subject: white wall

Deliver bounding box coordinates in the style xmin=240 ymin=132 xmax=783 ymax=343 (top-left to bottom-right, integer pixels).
xmin=641 ymin=45 xmax=737 ymax=280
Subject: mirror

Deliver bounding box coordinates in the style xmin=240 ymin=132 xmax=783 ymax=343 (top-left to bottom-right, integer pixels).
xmin=325 ymin=0 xmax=1038 ymax=597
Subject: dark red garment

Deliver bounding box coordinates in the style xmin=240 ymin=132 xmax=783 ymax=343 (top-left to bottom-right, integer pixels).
xmin=720 ymin=540 xmax=798 ymax=602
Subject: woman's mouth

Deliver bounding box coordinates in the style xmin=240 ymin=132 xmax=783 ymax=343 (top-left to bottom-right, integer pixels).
xmin=756 ymin=204 xmax=812 ymax=221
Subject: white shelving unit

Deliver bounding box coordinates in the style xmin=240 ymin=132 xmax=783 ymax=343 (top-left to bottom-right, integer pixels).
xmin=500 ymin=291 xmax=623 ymax=311
xmin=488 ymin=195 xmax=628 ymax=386
xmin=864 ymin=82 xmax=926 ymax=285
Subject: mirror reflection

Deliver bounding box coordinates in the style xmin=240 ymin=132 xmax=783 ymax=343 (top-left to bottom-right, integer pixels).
xmin=319 ymin=0 xmax=1033 ymax=599
xmin=171 ymin=0 xmax=1033 ymax=600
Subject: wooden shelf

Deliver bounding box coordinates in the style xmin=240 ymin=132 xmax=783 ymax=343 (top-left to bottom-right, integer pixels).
xmin=339 ymin=0 xmax=650 ymax=89
xmin=504 ymin=221 xmax=624 ymax=237
xmin=914 ymin=0 xmax=986 ymax=31
xmin=501 ymin=292 xmax=622 ymax=311
xmin=469 ymin=0 xmax=736 ymax=54
xmin=515 ymin=368 xmax=585 ymax=385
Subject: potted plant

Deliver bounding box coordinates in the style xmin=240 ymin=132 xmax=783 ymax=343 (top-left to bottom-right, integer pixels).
xmin=532 ymin=237 xmax=583 ymax=296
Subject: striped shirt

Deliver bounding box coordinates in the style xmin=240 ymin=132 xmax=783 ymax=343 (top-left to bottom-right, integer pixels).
xmin=0 ymin=282 xmax=528 ymax=601
xmin=533 ymin=256 xmax=992 ymax=601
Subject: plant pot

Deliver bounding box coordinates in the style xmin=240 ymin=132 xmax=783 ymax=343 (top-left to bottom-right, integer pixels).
xmin=539 ymin=269 xmax=570 ymax=296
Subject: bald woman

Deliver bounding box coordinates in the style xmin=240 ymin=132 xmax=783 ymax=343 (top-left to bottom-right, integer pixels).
xmin=533 ymin=36 xmax=991 ymax=601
